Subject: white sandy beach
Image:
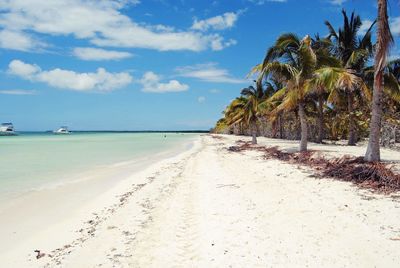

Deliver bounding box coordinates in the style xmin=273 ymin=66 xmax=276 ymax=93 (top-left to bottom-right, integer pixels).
xmin=1 ymin=134 xmax=400 ymax=267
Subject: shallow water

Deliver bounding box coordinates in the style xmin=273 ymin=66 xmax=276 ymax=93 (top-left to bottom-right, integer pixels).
xmin=0 ymin=132 xmax=198 ymax=200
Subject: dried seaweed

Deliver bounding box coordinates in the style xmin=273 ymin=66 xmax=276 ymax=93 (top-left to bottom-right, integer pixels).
xmin=211 ymin=135 xmax=224 ymax=140
xmin=322 ymin=158 xmax=400 ymax=191
xmin=228 ymin=141 xmax=400 ymax=193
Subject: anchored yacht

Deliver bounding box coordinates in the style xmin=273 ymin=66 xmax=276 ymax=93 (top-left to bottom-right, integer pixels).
xmin=53 ymin=126 xmax=71 ymax=134
xmin=0 ymin=123 xmax=17 ymax=136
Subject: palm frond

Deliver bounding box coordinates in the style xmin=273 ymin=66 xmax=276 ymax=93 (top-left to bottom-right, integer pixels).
xmin=384 ymin=73 xmax=400 ymax=102
xmin=324 ymin=21 xmax=338 ymax=40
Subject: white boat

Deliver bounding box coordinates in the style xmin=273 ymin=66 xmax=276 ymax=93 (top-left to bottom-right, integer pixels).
xmin=53 ymin=126 xmax=71 ymax=134
xmin=0 ymin=123 xmax=17 ymax=136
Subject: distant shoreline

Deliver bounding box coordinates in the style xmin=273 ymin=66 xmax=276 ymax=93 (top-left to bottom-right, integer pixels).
xmin=16 ymin=130 xmax=210 ymax=134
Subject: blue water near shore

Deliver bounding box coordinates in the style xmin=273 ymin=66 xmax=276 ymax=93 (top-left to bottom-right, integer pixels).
xmin=0 ymin=132 xmax=199 ymax=199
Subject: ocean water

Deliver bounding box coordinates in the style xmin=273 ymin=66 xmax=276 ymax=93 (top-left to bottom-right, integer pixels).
xmin=0 ymin=132 xmax=199 ymax=200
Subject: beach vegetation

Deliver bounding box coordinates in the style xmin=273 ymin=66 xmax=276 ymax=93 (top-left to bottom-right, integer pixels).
xmin=215 ymin=5 xmax=399 ymax=160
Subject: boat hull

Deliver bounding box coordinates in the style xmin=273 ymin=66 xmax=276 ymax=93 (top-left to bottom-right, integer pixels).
xmin=0 ymin=132 xmax=17 ymax=136
xmin=53 ymin=132 xmax=71 ymax=135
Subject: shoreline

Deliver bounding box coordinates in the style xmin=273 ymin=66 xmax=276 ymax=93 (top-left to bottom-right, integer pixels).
xmin=0 ymin=135 xmax=202 ymax=266
xmin=2 ymin=134 xmax=400 ymax=267
xmin=0 ymin=133 xmax=200 ymax=201
xmin=0 ymin=135 xmax=196 ymax=202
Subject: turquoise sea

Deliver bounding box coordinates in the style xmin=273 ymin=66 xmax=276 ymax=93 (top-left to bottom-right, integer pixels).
xmin=0 ymin=132 xmax=199 ymax=200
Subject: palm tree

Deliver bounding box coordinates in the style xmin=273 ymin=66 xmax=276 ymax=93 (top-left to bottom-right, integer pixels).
xmin=260 ymin=34 xmax=317 ymax=151
xmin=262 ymin=78 xmax=285 ymax=138
xmin=325 ymin=10 xmax=375 ymax=145
xmin=255 ymin=35 xmax=340 ymax=145
xmin=312 ymin=67 xmax=370 ymax=119
xmin=240 ymin=83 xmax=266 ymax=144
xmin=224 ymin=97 xmax=247 ymax=135
xmin=213 ymin=118 xmax=229 ymax=134
xmin=225 ymin=83 xmax=266 ymax=144
xmin=363 ymin=59 xmax=400 ymax=111
xmin=384 ymin=59 xmax=400 ymax=103
xmin=310 ymin=35 xmax=341 ymax=143
xmin=365 ymin=0 xmax=393 ymax=162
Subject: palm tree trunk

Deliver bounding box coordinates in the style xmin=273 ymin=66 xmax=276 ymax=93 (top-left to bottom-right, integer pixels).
xmin=279 ymin=113 xmax=284 ymax=139
xmin=251 ymin=119 xmax=257 ymax=144
xmin=365 ymin=0 xmax=391 ymax=162
xmin=295 ymin=111 xmax=301 ymax=140
xmin=317 ymin=94 xmax=324 ymax=144
xmin=298 ymin=102 xmax=308 ymax=152
xmin=347 ymin=92 xmax=357 ymax=146
xmin=271 ymin=121 xmax=278 ymax=138
xmin=365 ymin=68 xmax=384 ymax=162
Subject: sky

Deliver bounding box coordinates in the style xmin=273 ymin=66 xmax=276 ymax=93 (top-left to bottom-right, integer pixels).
xmin=0 ymin=0 xmax=399 ymax=131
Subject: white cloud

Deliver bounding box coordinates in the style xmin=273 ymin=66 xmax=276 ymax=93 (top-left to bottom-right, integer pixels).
xmin=0 ymin=30 xmax=45 ymax=51
xmin=140 ymin=72 xmax=188 ymax=93
xmin=197 ymin=96 xmax=206 ymax=103
xmin=329 ymin=0 xmax=347 ymax=5
xmin=0 ymin=0 xmax=233 ymax=52
xmin=209 ymin=35 xmax=237 ymax=50
xmin=176 ymin=63 xmax=246 ymax=84
xmin=191 ymin=12 xmax=239 ymax=31
xmin=73 ymin=47 xmax=133 ymax=61
xmin=0 ymin=89 xmax=36 ymax=95
xmin=114 ymin=0 xmax=141 ymax=7
xmin=209 ymin=89 xmax=220 ymax=93
xmin=391 ymin=17 xmax=400 ymax=36
xmin=8 ymin=59 xmax=40 ymax=78
xmin=8 ymin=60 xmax=132 ymax=91
xmin=248 ymin=0 xmax=287 ymax=4
xmin=359 ymin=19 xmax=374 ymax=36
xmin=358 ymin=17 xmax=400 ymax=37
xmin=389 ymin=53 xmax=400 ymax=61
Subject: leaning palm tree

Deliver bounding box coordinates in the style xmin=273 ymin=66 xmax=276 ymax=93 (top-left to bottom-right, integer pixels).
xmin=224 ymin=97 xmax=247 ymax=135
xmin=365 ymin=0 xmax=393 ymax=162
xmin=261 ymin=34 xmax=317 ymax=151
xmin=325 ymin=9 xmax=375 ymax=145
xmin=262 ymin=78 xmax=286 ymax=138
xmin=225 ymin=83 xmax=266 ymax=144
xmin=240 ymin=83 xmax=266 ymax=144
xmin=256 ymin=34 xmax=339 ymax=144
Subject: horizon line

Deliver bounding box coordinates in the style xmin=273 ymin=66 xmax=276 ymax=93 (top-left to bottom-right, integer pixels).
xmin=15 ymin=130 xmax=210 ymax=133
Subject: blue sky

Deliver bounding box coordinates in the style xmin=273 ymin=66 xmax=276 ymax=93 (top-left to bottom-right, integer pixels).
xmin=0 ymin=0 xmax=399 ymax=131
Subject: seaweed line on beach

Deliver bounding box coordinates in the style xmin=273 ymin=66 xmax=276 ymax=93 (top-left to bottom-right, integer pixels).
xmin=40 ymin=181 xmax=149 ymax=267
xmin=228 ymin=140 xmax=400 ymax=194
